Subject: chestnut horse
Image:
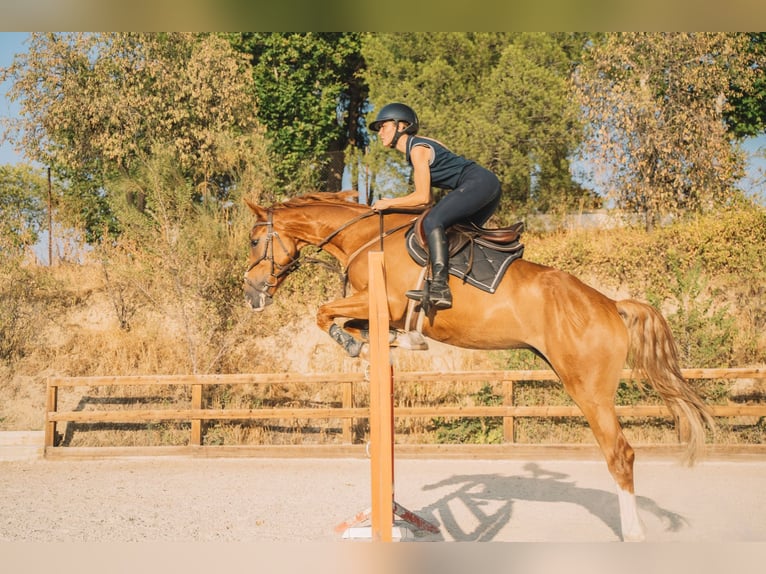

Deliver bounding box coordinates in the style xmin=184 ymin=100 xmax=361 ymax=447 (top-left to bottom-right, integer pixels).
xmin=243 ymin=191 xmax=714 ymax=541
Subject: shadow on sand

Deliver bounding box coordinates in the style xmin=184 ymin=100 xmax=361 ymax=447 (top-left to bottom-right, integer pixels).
xmin=410 ymin=462 xmax=686 ymax=541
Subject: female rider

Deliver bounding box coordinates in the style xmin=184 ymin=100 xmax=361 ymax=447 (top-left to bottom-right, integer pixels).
xmin=369 ymin=102 xmax=502 ymax=310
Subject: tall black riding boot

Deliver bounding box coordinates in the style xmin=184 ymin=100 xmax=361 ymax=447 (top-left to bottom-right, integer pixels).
xmin=406 ymin=227 xmax=452 ymax=309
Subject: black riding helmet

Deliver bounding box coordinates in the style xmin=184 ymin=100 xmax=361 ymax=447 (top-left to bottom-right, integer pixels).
xmin=368 ymin=102 xmax=419 ymax=148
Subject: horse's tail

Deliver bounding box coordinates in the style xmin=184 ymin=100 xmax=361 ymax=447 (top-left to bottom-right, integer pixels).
xmin=616 ymin=299 xmax=715 ymax=465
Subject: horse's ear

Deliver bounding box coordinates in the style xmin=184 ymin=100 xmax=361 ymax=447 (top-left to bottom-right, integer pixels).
xmin=337 ymin=190 xmax=359 ymax=203
xmin=245 ymin=198 xmax=268 ymax=220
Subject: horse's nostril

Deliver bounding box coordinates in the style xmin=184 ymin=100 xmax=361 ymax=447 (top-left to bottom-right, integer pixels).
xmin=244 ymin=281 xmax=273 ymax=311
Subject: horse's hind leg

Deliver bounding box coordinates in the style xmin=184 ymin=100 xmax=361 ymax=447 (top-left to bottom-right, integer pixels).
xmin=558 ymin=368 xmax=646 ymax=541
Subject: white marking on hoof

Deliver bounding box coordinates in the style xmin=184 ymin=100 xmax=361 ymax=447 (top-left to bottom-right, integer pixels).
xmin=395 ymin=330 xmax=429 ymax=351
xmin=616 ymin=482 xmax=646 ymax=542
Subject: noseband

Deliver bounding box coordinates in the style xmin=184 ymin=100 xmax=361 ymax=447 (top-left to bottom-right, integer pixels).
xmin=245 ymin=209 xmax=301 ymax=287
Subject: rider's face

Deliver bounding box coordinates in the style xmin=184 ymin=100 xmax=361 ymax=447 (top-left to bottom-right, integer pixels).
xmin=377 ymin=120 xmax=397 ymax=147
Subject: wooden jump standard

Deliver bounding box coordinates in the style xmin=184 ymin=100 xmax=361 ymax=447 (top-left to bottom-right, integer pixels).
xmin=335 ymin=251 xmax=439 ymax=541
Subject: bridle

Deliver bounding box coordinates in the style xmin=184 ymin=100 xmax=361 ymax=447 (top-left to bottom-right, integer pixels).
xmin=245 ymin=209 xmax=301 ymax=286
xmin=245 ymin=207 xmax=417 ymax=296
xmin=245 ymin=208 xmax=378 ymax=295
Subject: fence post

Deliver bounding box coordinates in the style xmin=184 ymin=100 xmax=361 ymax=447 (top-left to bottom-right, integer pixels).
xmin=342 ymin=381 xmax=354 ymax=444
xmin=44 ymin=379 xmax=58 ymax=448
xmin=503 ymin=378 xmax=515 ymax=443
xmin=191 ymin=383 xmax=203 ymax=446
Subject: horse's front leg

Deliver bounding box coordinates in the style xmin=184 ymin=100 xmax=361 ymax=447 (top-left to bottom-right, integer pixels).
xmin=317 ymin=292 xmax=372 ymax=358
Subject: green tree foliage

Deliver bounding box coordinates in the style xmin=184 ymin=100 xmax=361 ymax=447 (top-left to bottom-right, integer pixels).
xmin=477 ymin=34 xmax=590 ymax=215
xmin=0 ymin=164 xmax=46 ymax=257
xmin=574 ymin=33 xmax=763 ymax=231
xmin=361 ymin=32 xmax=589 ymax=220
xmin=1 ymin=33 xmax=264 ymax=241
xmin=226 ymin=33 xmax=368 ymax=195
xmin=0 ymin=165 xmax=48 ymax=364
xmin=726 ymin=32 xmax=766 ymax=139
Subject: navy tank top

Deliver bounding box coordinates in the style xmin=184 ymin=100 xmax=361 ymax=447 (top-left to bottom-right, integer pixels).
xmin=406 ymin=135 xmax=474 ymax=190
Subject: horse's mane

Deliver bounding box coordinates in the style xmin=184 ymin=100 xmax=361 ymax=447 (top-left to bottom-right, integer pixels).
xmin=277 ymin=190 xmax=366 ymax=210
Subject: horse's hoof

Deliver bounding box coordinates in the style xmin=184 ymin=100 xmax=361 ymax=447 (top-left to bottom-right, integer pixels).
xmin=345 ymin=340 xmax=365 ymax=358
xmin=622 ymin=531 xmax=646 ymax=542
xmin=396 ymin=330 xmax=429 ymax=351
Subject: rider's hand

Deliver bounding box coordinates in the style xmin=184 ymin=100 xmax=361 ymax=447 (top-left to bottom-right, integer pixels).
xmin=372 ymin=198 xmax=394 ymax=211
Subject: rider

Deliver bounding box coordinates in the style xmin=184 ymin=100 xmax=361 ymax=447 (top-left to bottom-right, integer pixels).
xmin=369 ymin=102 xmax=502 ymax=310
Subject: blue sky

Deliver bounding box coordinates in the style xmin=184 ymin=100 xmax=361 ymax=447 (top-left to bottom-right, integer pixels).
xmin=1 ymin=32 xmax=764 ymax=202
xmin=0 ymin=32 xmax=28 ymax=165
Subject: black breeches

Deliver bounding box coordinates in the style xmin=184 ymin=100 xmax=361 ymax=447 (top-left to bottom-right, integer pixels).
xmin=423 ymin=163 xmax=502 ymax=236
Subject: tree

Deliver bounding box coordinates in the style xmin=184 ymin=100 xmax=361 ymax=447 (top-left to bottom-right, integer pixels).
xmin=361 ymin=32 xmax=588 ymax=220
xmin=726 ymin=32 xmax=766 ymax=139
xmin=226 ymin=33 xmax=368 ymax=195
xmin=1 ymin=33 xmax=264 ymax=241
xmin=0 ymin=164 xmax=46 ymax=257
xmin=574 ymin=33 xmax=762 ymax=231
xmin=475 ymin=33 xmax=588 ymax=215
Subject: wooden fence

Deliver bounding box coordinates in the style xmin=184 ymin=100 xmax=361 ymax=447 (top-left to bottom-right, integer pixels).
xmin=44 ymin=367 xmax=766 ymax=455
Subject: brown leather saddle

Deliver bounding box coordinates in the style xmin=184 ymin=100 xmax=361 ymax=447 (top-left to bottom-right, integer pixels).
xmin=411 ymin=208 xmax=525 ymax=257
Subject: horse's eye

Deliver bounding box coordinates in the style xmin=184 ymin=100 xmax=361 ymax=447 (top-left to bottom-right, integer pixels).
xmin=250 ymin=238 xmax=259 ymax=248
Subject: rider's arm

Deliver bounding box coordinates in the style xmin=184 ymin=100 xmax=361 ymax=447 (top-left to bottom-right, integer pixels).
xmin=373 ymin=144 xmax=432 ymax=211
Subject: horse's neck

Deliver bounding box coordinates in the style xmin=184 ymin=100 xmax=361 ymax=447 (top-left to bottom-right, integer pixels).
xmin=290 ymin=205 xmax=377 ymax=259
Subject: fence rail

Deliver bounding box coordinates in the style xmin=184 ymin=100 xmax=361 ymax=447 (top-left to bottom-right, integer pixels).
xmin=45 ymin=367 xmax=766 ymax=452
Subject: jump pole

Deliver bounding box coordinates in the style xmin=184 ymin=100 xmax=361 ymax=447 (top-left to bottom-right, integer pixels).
xmin=336 ymin=250 xmax=439 ymax=541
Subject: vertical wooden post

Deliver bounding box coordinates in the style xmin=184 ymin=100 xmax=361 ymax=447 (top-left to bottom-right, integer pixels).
xmin=342 ymin=381 xmax=354 ymax=444
xmin=368 ymin=251 xmax=393 ymax=542
xmin=503 ymin=378 xmax=515 ymax=443
xmin=44 ymin=379 xmax=58 ymax=448
xmin=191 ymin=383 xmax=203 ymax=446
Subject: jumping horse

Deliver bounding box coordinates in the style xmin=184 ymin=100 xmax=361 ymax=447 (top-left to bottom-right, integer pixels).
xmin=243 ymin=190 xmax=714 ymax=541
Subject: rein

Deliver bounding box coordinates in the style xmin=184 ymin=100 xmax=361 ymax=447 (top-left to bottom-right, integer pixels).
xmin=315 ymin=210 xmax=378 ymax=250
xmin=345 ymin=216 xmax=416 ymax=269
xmin=247 ymin=206 xmax=414 ymax=293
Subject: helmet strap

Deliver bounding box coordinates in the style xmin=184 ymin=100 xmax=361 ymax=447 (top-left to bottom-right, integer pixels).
xmin=388 ymin=121 xmax=408 ymax=149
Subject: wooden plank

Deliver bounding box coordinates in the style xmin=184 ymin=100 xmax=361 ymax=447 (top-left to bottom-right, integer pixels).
xmin=44 ymin=444 xmax=369 ymax=460
xmin=46 ymin=366 xmax=766 ymax=390
xmin=47 ymin=407 xmax=369 ymax=423
xmin=708 ymin=405 xmax=766 ymax=416
xmin=397 ymin=405 xmax=766 ymax=417
xmin=368 ymin=251 xmax=393 ymax=542
xmin=394 ymin=370 xmax=560 ymax=383
xmin=394 ymin=367 xmax=766 ymax=383
xmin=47 ymin=372 xmax=364 ymax=388
xmin=395 ymin=405 xmax=672 ymax=417
xmin=42 ymin=443 xmax=766 ymax=461
xmin=44 ymin=404 xmax=766 ymax=425
xmin=680 ymin=367 xmax=766 ymax=379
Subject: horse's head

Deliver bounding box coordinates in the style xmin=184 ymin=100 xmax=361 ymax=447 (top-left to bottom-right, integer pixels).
xmin=243 ymin=199 xmax=300 ymax=311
